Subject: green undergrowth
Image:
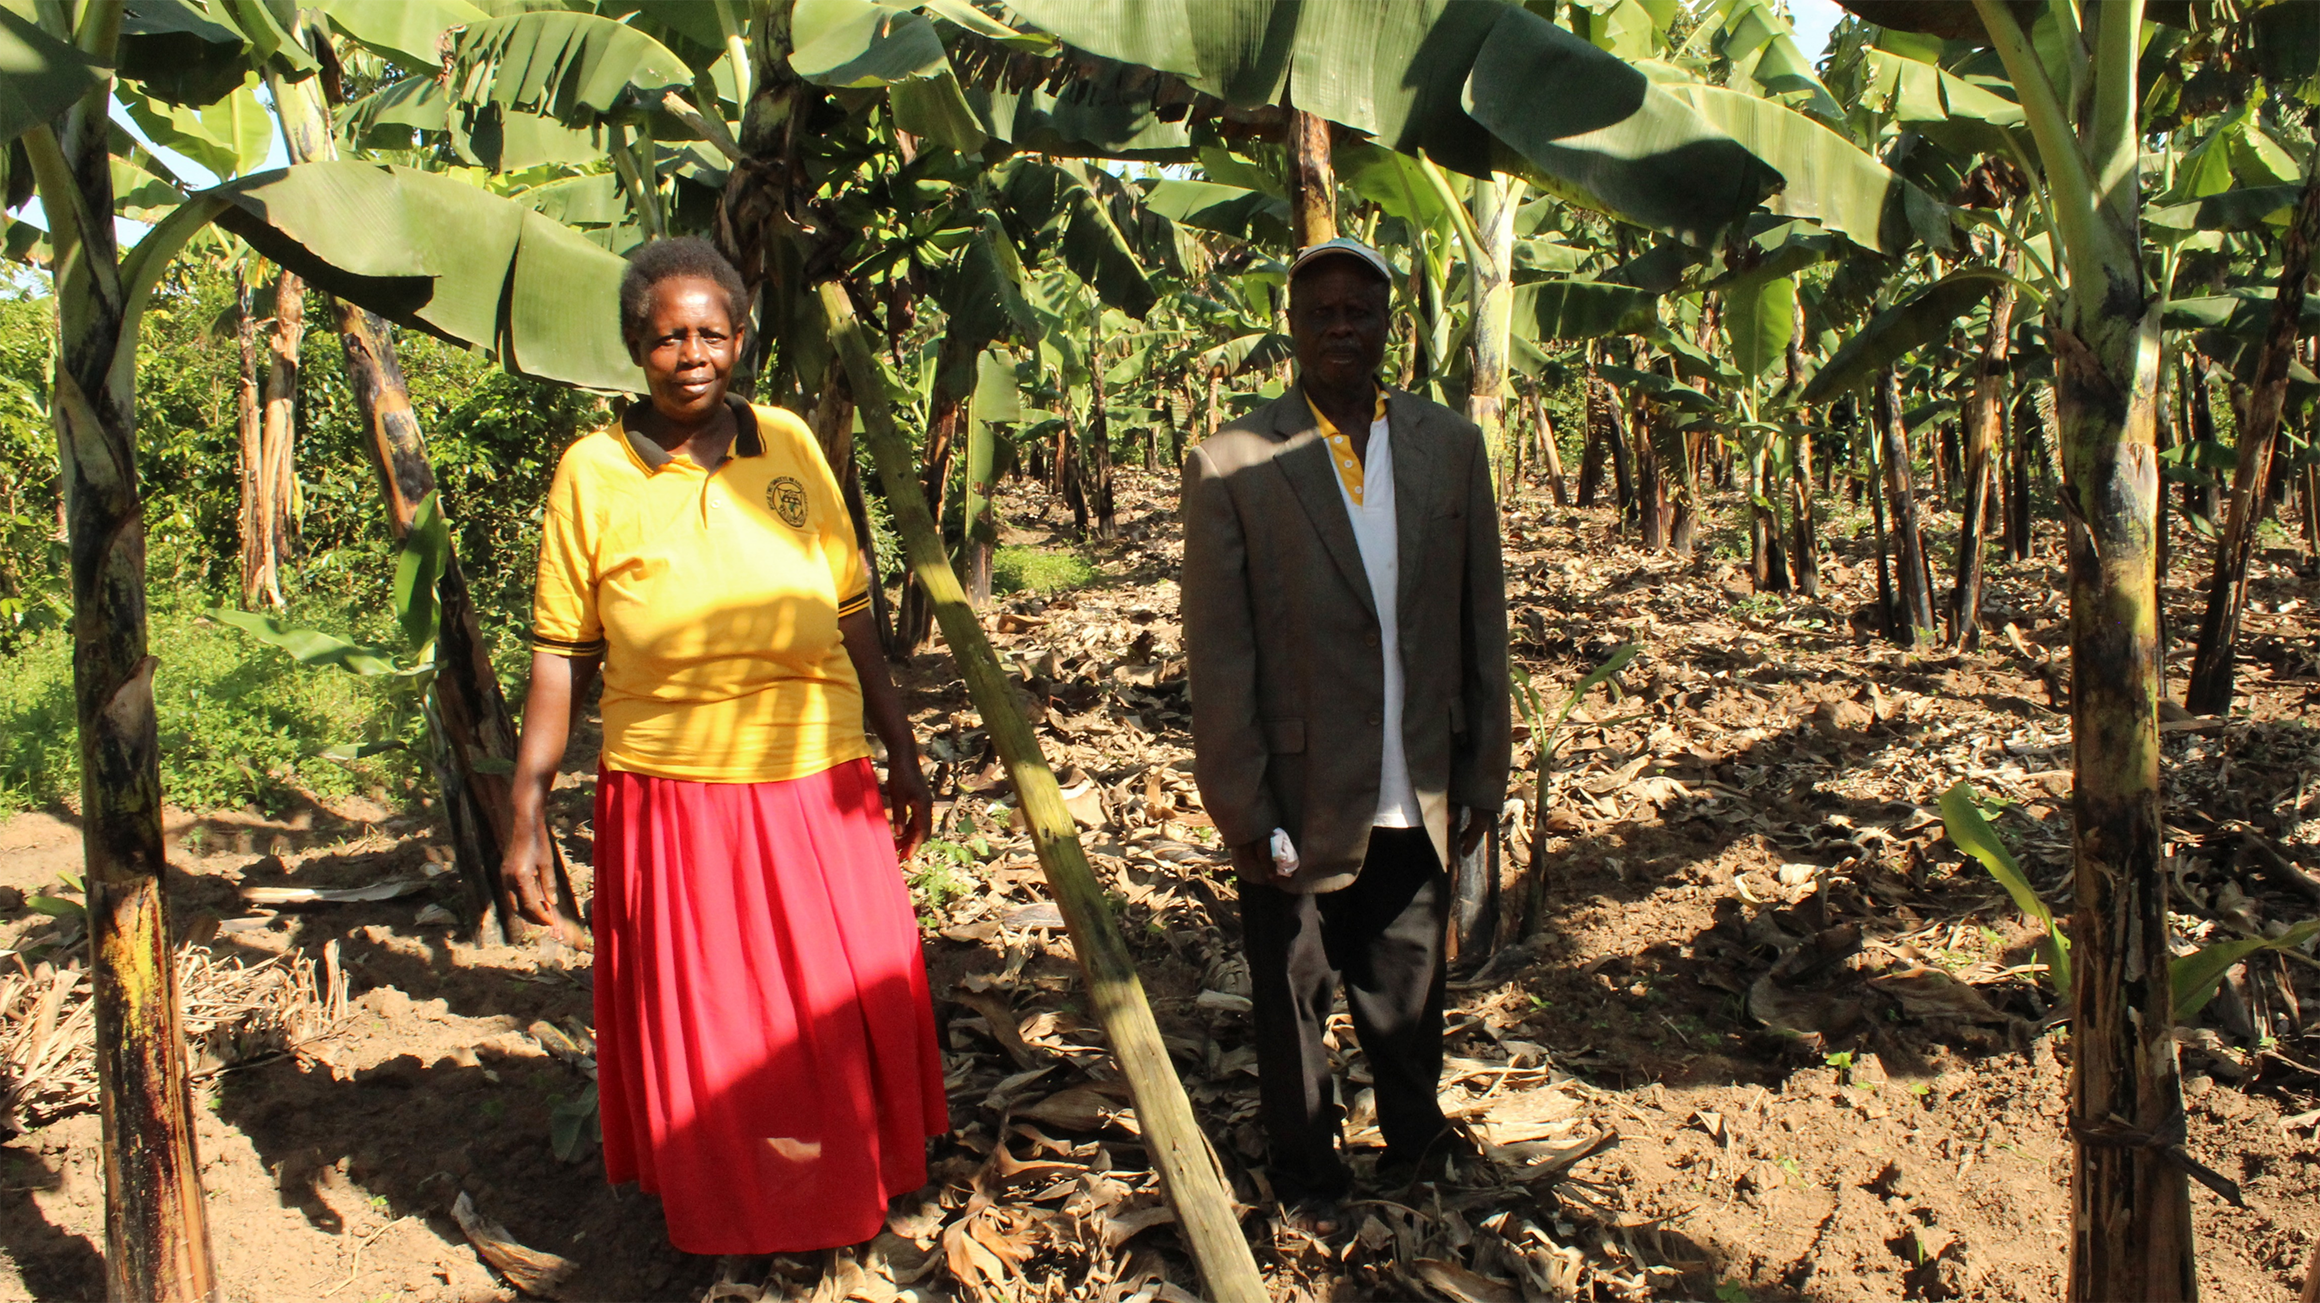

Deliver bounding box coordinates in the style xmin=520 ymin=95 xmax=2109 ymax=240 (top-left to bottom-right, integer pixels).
xmin=0 ymin=585 xmax=423 ymax=818
xmin=992 ymin=543 xmax=1096 ymax=595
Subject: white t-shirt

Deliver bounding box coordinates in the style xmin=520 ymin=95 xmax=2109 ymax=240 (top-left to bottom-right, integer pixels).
xmin=1327 ymin=409 xmax=1422 ymax=829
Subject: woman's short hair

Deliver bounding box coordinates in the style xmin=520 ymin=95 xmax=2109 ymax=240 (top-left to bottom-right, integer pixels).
xmin=619 ymin=237 xmax=752 ymax=338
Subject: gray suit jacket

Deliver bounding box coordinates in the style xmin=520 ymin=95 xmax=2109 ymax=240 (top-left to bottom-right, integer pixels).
xmin=1180 ymin=381 xmax=1511 ymax=892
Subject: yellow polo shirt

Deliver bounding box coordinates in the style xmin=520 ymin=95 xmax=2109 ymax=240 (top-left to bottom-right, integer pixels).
xmin=530 ymin=401 xmax=873 ymax=784
xmin=1306 ymin=389 xmax=1390 ymax=505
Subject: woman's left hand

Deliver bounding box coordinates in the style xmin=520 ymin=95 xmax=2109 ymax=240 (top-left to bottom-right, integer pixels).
xmin=886 ymin=759 xmax=933 ymax=859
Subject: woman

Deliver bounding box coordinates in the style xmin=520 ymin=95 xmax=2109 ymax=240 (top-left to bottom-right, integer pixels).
xmin=500 ymin=237 xmax=946 ymax=1256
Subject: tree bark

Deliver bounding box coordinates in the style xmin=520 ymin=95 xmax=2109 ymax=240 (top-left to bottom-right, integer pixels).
xmin=28 ymin=3 xmax=218 ymax=1293
xmin=2185 ymin=152 xmax=2320 ymax=714
xmin=1951 ymin=257 xmax=2019 ymax=649
xmin=1284 ymin=109 xmax=1337 ymax=247
xmin=1876 ymin=369 xmax=1936 ymax=647
xmin=821 ymin=280 xmax=1268 ymax=1303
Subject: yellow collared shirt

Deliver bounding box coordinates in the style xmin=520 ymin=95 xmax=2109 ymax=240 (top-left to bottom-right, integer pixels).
xmin=531 ymin=402 xmax=873 ymax=784
xmin=1306 ymin=389 xmax=1390 ymax=505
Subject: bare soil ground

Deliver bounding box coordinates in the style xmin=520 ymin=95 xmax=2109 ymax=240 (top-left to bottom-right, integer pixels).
xmin=0 ymin=467 xmax=2316 ymax=1302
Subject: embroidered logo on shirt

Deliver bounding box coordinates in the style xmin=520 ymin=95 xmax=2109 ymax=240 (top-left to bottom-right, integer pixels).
xmin=766 ymin=476 xmax=809 ymax=528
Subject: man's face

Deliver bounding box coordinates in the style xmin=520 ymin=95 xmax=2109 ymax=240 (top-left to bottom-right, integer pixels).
xmin=1289 ymin=260 xmax=1390 ymax=392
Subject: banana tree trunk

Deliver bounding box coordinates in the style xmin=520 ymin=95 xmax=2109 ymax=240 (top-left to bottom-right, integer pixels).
xmin=1875 ymin=368 xmax=1936 ymax=647
xmin=1634 ymin=399 xmax=1663 ymax=550
xmin=234 ymin=264 xmax=262 ymax=609
xmin=244 ymin=270 xmax=303 ymax=610
xmin=1976 ymin=1 xmax=2194 ymax=1294
xmin=963 ymin=388 xmax=995 ymax=606
xmin=1466 ymin=174 xmax=1523 ymax=484
xmin=1533 ymin=390 xmax=1568 ymax=507
xmin=1089 ymin=324 xmax=1116 ymax=542
xmin=1790 ymin=423 xmax=1821 ymax=598
xmin=1577 ymin=351 xmax=1607 ymax=507
xmin=2185 ymin=152 xmax=2320 ymax=714
xmin=270 ymin=62 xmax=552 ymax=945
xmin=2303 ymin=460 xmax=2320 ymax=554
xmin=895 ymin=335 xmax=976 ymax=655
xmin=1285 ymin=109 xmax=1337 ymax=246
xmin=807 ymin=359 xmax=893 ymax=643
xmin=335 ymin=307 xmax=568 ymax=945
xmin=2005 ymin=387 xmax=2035 ymax=559
xmin=1951 ymin=260 xmax=2020 ymax=649
xmin=820 ymin=280 xmax=1268 ymax=1303
xmin=26 ymin=4 xmax=218 ymax=1294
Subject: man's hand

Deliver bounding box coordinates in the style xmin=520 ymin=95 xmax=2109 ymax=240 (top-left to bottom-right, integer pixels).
xmin=1230 ymin=837 xmax=1275 ymax=884
xmin=886 ymin=760 xmax=934 ymax=860
xmin=1454 ymin=805 xmax=1492 ymax=859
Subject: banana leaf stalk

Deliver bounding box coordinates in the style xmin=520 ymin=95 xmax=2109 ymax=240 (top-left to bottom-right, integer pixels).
xmin=820 ymin=280 xmax=1268 ymax=1303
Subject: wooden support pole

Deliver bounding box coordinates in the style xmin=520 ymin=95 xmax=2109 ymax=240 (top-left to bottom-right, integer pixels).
xmin=820 ymin=281 xmax=1267 ymax=1303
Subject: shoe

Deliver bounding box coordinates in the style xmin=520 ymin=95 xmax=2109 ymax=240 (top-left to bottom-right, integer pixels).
xmin=1274 ymin=1195 xmax=1345 ymax=1237
xmin=1374 ymin=1127 xmax=1483 ymax=1194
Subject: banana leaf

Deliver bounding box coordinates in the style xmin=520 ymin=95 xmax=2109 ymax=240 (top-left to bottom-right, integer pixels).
xmin=449 ymin=11 xmax=691 ymax=124
xmin=1661 ymin=83 xmax=1925 ymax=255
xmin=210 ymin=160 xmax=642 ymax=392
xmin=2174 ymin=921 xmax=2320 ymax=1024
xmin=209 ymin=610 xmax=404 ymax=677
xmin=313 ymin=0 xmax=489 ymax=70
xmin=1726 ymin=270 xmax=1797 ymax=379
xmin=1141 ymin=178 xmax=1290 ymax=246
xmin=963 ymin=73 xmax=1193 ymax=159
xmin=790 ymin=0 xmax=948 ymax=88
xmin=1009 ymin=0 xmax=1778 ymax=240
xmin=116 ymin=0 xmax=253 ymax=107
xmin=1801 ymin=266 xmax=2015 ymax=403
xmin=1516 ymin=279 xmax=1658 ymax=341
xmin=1000 ymin=158 xmax=1156 ymax=319
xmin=0 ymin=7 xmax=109 ymax=149
xmin=121 ymin=80 xmax=273 ymax=181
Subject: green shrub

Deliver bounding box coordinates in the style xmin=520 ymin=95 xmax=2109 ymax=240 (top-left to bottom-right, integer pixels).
xmin=0 ymin=588 xmax=419 ymax=817
xmin=991 ymin=544 xmax=1096 ymax=595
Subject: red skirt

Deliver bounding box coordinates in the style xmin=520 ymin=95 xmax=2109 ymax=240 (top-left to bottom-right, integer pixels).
xmin=591 ymin=759 xmax=948 ymax=1254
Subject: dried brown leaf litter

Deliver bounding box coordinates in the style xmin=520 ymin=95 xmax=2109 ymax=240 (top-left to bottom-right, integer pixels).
xmin=0 ymin=939 xmax=349 ymax=1129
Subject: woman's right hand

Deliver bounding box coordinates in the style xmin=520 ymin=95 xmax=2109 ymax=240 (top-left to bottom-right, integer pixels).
xmin=500 ymin=817 xmax=559 ymax=926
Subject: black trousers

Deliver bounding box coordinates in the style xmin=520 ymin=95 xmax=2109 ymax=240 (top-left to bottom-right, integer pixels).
xmin=1238 ymin=827 xmax=1450 ymax=1201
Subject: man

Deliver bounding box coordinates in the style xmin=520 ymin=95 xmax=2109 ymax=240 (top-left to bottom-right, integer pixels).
xmin=1180 ymin=237 xmax=1511 ymax=1221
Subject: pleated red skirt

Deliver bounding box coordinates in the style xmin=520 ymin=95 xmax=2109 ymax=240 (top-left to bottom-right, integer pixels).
xmin=591 ymin=758 xmax=948 ymax=1254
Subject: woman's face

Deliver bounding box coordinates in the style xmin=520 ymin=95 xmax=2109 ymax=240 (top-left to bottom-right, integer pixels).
xmin=628 ymin=275 xmax=743 ymax=426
